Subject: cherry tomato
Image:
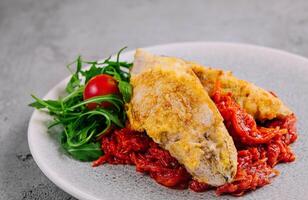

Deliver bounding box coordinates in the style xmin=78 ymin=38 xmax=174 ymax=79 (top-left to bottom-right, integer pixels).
xmin=83 ymin=74 xmax=119 ymax=109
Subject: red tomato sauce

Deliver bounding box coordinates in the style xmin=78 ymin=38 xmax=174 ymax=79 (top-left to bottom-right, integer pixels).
xmin=93 ymin=89 xmax=297 ymax=196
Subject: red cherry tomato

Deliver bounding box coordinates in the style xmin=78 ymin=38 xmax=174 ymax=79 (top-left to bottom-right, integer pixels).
xmin=83 ymin=74 xmax=119 ymax=109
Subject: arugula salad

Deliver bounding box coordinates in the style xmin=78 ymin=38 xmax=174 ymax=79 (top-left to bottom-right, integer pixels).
xmin=30 ymin=48 xmax=132 ymax=161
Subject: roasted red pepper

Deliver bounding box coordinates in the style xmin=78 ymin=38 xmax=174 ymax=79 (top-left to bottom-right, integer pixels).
xmin=93 ymin=88 xmax=297 ymax=196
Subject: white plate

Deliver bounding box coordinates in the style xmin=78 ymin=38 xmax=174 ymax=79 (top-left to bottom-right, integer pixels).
xmin=28 ymin=42 xmax=308 ymax=200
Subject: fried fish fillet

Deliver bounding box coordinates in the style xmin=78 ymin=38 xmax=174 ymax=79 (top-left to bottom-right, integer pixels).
xmin=189 ymin=64 xmax=292 ymax=120
xmin=132 ymin=49 xmax=292 ymax=121
xmin=127 ymin=50 xmax=237 ymax=186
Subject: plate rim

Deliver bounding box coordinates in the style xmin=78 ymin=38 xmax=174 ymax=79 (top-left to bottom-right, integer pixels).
xmin=27 ymin=41 xmax=308 ymax=200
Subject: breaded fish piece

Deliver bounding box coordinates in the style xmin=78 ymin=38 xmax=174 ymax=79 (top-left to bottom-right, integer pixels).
xmin=127 ymin=50 xmax=237 ymax=186
xmin=132 ymin=49 xmax=292 ymax=121
xmin=190 ymin=63 xmax=292 ymax=120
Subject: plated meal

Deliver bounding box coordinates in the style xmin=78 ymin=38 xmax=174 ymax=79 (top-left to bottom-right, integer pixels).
xmin=30 ymin=47 xmax=298 ymax=196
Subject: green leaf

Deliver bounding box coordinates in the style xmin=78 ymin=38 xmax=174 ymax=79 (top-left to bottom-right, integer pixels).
xmin=68 ymin=95 xmax=123 ymax=111
xmin=64 ymin=142 xmax=103 ymax=161
xmin=86 ymin=109 xmax=124 ymax=128
xmin=105 ymin=61 xmax=133 ymax=69
xmin=116 ymin=47 xmax=127 ymax=63
xmin=29 ymin=95 xmax=62 ymax=111
xmin=103 ymin=68 xmax=123 ymax=84
xmin=29 ymin=101 xmax=45 ymax=109
xmin=30 ymin=48 xmax=133 ymax=162
xmin=65 ymin=121 xmax=97 ymax=147
xmin=76 ymin=56 xmax=82 ymax=72
xmin=66 ymin=73 xmax=80 ymax=93
xmin=61 ymin=86 xmax=84 ymax=102
xmin=81 ymin=64 xmax=102 ymax=83
xmin=66 ymin=56 xmax=82 ymax=93
xmin=118 ymin=81 xmax=132 ymax=103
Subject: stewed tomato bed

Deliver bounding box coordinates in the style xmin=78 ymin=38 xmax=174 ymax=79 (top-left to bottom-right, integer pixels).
xmin=93 ymin=89 xmax=297 ymax=196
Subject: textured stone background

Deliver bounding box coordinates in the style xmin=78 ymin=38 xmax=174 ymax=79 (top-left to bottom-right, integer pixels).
xmin=1 ymin=0 xmax=308 ymax=199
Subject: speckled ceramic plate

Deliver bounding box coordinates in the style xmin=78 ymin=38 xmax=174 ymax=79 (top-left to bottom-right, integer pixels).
xmin=28 ymin=42 xmax=308 ymax=200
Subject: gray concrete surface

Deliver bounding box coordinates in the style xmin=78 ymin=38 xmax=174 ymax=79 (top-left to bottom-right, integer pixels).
xmin=1 ymin=0 xmax=308 ymax=199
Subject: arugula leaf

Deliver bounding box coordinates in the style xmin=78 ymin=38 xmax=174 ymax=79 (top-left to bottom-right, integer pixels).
xmin=30 ymin=47 xmax=132 ymax=162
xmin=66 ymin=56 xmax=82 ymax=93
xmin=69 ymin=95 xmax=123 ymax=111
xmin=65 ymin=121 xmax=97 ymax=147
xmin=116 ymin=47 xmax=127 ymax=63
xmin=29 ymin=98 xmax=62 ymax=110
xmin=63 ymin=142 xmax=103 ymax=161
xmin=81 ymin=63 xmax=102 ymax=83
xmin=118 ymin=81 xmax=132 ymax=103
xmin=29 ymin=95 xmax=63 ymax=112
